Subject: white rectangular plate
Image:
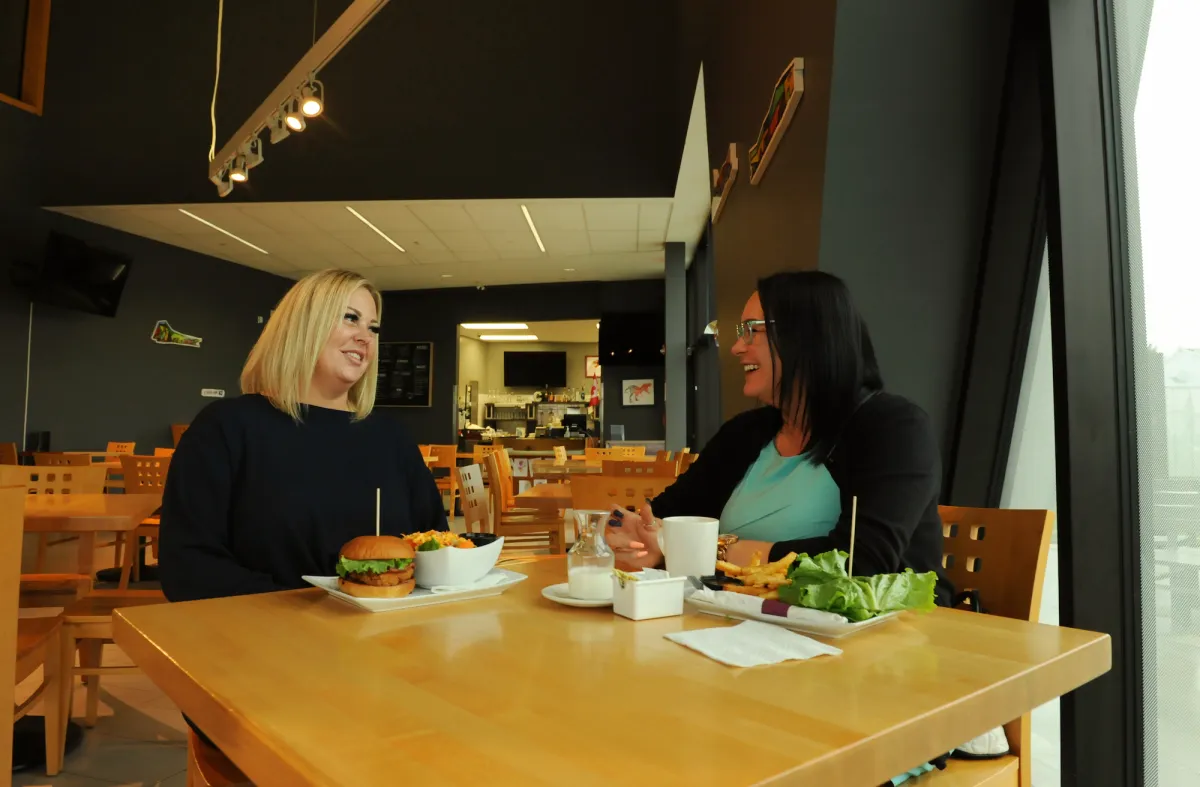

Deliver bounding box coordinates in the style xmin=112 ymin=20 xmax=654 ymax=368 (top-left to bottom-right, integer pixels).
xmin=685 ymin=596 xmax=899 ymax=638
xmin=302 ymin=569 xmax=527 ymax=613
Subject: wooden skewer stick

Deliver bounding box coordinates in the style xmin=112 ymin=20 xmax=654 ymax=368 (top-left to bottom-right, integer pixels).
xmin=375 ymin=487 xmax=381 ymax=537
xmin=848 ymin=495 xmax=858 ymax=577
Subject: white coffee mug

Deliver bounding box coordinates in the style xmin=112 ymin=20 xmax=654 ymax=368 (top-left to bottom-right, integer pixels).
xmin=658 ymin=516 xmax=719 ymax=578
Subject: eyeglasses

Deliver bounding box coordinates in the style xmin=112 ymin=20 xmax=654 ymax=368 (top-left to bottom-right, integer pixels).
xmin=735 ymin=319 xmax=773 ymax=343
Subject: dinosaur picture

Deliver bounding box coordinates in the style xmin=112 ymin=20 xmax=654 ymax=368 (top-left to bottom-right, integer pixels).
xmin=622 ymin=379 xmax=655 ymax=406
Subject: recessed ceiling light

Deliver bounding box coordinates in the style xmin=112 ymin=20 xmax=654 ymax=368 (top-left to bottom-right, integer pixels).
xmin=461 ymin=323 xmax=529 ymax=330
xmin=563 ymin=267 xmax=575 ymax=272
xmin=479 ymin=334 xmax=539 ymax=341
xmin=441 ymin=274 xmax=454 ymax=278
xmin=178 ymin=209 xmax=269 ymax=254
xmin=520 ymin=204 xmax=546 ymax=253
xmin=345 ymin=206 xmax=406 ymax=253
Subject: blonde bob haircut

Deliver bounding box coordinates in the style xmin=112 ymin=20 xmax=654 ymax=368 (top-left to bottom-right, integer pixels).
xmin=241 ymin=269 xmax=382 ymax=421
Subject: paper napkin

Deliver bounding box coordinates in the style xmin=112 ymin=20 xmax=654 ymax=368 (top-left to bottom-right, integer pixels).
xmin=664 ymin=620 xmax=842 ymax=668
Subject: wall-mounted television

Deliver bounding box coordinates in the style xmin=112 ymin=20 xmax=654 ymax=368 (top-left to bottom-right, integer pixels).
xmin=11 ymin=232 xmax=132 ymax=317
xmin=504 ymin=351 xmax=567 ymax=387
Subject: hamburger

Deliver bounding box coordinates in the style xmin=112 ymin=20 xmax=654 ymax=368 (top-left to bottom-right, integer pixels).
xmin=335 ymin=535 xmax=416 ymax=598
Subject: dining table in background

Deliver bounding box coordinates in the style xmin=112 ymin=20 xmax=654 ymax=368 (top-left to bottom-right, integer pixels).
xmin=514 ymin=482 xmax=572 ymax=512
xmin=23 ymin=493 xmax=163 ymax=576
xmin=113 ymin=557 xmax=1110 ymax=787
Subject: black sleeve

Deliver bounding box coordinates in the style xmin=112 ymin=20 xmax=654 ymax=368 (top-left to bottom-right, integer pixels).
xmin=159 ymin=407 xmax=284 ymax=602
xmin=768 ymin=402 xmax=941 ymax=576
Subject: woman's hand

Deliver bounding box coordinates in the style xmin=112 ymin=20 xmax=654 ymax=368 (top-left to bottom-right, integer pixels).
xmin=606 ymin=502 xmax=663 ymax=571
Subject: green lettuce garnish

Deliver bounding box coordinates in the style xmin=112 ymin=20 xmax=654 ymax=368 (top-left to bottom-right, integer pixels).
xmin=776 ymin=550 xmax=937 ymax=621
xmin=417 ymin=539 xmax=442 ymax=552
xmin=335 ymin=556 xmax=412 ymax=577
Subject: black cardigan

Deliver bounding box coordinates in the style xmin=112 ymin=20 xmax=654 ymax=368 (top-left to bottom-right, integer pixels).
xmin=653 ymin=392 xmax=951 ymax=604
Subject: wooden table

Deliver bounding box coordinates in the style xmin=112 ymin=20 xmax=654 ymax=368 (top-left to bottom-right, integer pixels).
xmin=23 ymin=494 xmax=163 ymax=575
xmin=114 ymin=558 xmax=1110 ymax=786
xmin=515 ymin=482 xmax=572 ymax=511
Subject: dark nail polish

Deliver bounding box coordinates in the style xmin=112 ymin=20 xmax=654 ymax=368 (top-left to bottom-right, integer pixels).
xmin=608 ymin=519 xmax=621 ymax=527
xmin=612 ymin=509 xmax=624 ymax=519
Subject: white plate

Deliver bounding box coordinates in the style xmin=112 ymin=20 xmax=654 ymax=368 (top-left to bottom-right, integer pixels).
xmin=685 ymin=595 xmax=899 ymax=638
xmin=541 ymin=583 xmax=612 ymax=608
xmin=302 ymin=569 xmax=526 ymax=613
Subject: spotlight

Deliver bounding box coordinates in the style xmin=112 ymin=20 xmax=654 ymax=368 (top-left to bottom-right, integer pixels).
xmin=229 ymin=156 xmax=248 ymax=183
xmin=285 ymin=99 xmax=306 ymax=132
xmin=242 ymin=137 xmax=264 ymax=170
xmin=268 ymin=110 xmax=291 ymax=144
xmin=300 ymin=79 xmax=324 ymax=117
xmin=210 ymin=168 xmax=233 ymax=198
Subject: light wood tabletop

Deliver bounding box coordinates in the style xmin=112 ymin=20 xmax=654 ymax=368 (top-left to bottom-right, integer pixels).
xmin=24 ymin=493 xmax=162 ymax=575
xmin=113 ymin=558 xmax=1109 ymax=787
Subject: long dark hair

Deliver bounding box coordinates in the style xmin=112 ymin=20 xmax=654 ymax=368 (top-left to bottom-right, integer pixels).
xmin=757 ymin=271 xmax=883 ymax=463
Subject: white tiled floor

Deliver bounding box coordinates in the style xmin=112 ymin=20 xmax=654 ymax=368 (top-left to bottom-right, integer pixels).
xmin=13 ymin=645 xmax=188 ymax=787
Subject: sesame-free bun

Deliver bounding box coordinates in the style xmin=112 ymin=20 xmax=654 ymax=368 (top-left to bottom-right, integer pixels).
xmin=337 ymin=576 xmax=415 ymax=598
xmin=339 ymin=535 xmax=414 ymax=562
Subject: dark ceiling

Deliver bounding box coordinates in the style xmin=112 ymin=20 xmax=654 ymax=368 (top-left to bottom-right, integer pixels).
xmin=40 ymin=0 xmax=711 ymax=207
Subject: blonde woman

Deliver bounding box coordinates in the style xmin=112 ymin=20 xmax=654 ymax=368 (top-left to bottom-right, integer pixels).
xmin=159 ymin=269 xmax=446 ymax=603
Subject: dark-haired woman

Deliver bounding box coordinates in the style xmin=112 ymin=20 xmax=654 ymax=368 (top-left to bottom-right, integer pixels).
xmin=607 ymin=271 xmax=951 ymax=606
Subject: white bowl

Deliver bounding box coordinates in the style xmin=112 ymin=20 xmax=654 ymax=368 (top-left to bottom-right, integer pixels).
xmin=413 ymin=537 xmax=504 ymax=588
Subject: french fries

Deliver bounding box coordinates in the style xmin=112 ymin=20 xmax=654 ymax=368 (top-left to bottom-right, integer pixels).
xmin=404 ymin=531 xmax=476 ymax=549
xmin=714 ymin=551 xmax=797 ymax=597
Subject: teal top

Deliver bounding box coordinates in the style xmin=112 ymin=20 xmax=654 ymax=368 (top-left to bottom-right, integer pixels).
xmin=718 ymin=441 xmax=841 ymax=541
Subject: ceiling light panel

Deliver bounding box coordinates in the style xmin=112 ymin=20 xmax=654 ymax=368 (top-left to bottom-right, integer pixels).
xmin=345 ymin=206 xmax=406 ymax=253
xmin=478 ymin=335 xmax=539 ymax=341
xmin=461 ymin=323 xmax=529 ymax=330
xmin=178 ymin=209 xmax=270 ymax=254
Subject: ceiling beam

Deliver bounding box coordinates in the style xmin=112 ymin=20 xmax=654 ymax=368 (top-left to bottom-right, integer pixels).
xmin=207 ymin=0 xmax=391 ymax=181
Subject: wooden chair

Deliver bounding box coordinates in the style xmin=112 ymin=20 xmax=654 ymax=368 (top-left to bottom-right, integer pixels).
xmin=913 ymin=506 xmax=1055 ymax=787
xmin=553 ymin=445 xmax=568 ymax=465
xmin=0 ymin=442 xmax=17 ymax=466
xmin=33 ymin=453 xmax=91 ymax=468
xmin=568 ymin=474 xmax=677 ymax=514
xmin=1 ymin=465 xmax=107 ymax=605
xmin=457 ymin=464 xmax=490 ymax=534
xmin=678 ymin=452 xmax=699 ymax=473
xmin=116 ymin=455 xmax=170 ymax=589
xmin=601 ymin=459 xmax=677 ymax=477
xmin=428 ymin=445 xmax=459 ymax=514
xmin=105 ymin=441 xmax=136 ymax=456
xmin=585 ymin=445 xmax=647 ymax=464
xmin=2 ymin=483 xmax=66 ymax=776
xmin=473 ymin=444 xmax=501 ymax=486
xmin=171 ymin=423 xmax=188 ymax=447
xmin=153 ymin=447 xmax=175 ymax=457
xmin=485 ymin=453 xmax=567 ymax=555
xmin=417 ymin=444 xmax=433 ymax=458
xmin=187 ymin=728 xmax=251 ymax=785
xmin=55 ymin=590 xmax=167 ymax=752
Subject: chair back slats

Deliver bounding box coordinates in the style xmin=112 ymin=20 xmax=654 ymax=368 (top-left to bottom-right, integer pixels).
xmin=0 ymin=442 xmax=17 ymax=466
xmin=938 ymin=504 xmax=1054 ymax=787
xmin=418 ymin=445 xmax=433 ymax=458
xmin=457 ymin=464 xmax=491 ymax=534
xmin=33 ymin=453 xmax=90 ymax=467
xmin=0 ymin=465 xmax=107 ymax=494
xmin=171 ymin=424 xmax=189 ymax=447
xmin=569 ymin=474 xmax=676 ymax=512
xmin=938 ymin=506 xmax=1053 ymax=623
xmin=119 ymin=455 xmax=172 ymax=494
xmin=585 ymin=445 xmax=647 ymax=463
xmin=601 ymin=460 xmax=677 ymax=477
xmin=106 ymin=441 xmax=136 ymax=455
xmin=678 ymin=453 xmax=699 ymax=473
xmin=154 ymin=448 xmax=175 ymax=457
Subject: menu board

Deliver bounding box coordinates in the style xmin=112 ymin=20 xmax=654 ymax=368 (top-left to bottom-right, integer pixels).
xmin=376 ymin=341 xmax=434 ymax=407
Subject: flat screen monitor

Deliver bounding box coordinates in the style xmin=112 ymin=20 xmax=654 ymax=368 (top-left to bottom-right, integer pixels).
xmin=504 ymin=351 xmax=567 ymax=387
xmin=13 ymin=232 xmax=132 ymax=317
xmin=562 ymin=414 xmax=588 ymax=433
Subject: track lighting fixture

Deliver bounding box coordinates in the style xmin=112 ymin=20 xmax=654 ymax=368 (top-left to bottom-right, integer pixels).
xmin=210 ymin=168 xmax=233 ymax=198
xmin=284 ymin=98 xmax=307 ymax=132
xmin=268 ymin=111 xmax=291 ymax=144
xmin=300 ymin=79 xmax=324 ymax=117
xmin=229 ymin=156 xmax=248 ymax=183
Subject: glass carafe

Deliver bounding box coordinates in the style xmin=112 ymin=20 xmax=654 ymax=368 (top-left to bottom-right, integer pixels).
xmin=567 ymin=510 xmax=615 ymax=600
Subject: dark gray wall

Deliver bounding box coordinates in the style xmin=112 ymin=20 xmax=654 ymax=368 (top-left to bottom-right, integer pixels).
xmin=0 ymin=101 xmax=47 ymax=446
xmin=22 ymin=216 xmax=291 ymax=452
xmin=701 ymin=0 xmax=838 ymax=420
xmin=0 ymin=212 xmax=291 ymax=452
xmin=603 ymin=365 xmax=666 ymax=442
xmin=379 ymin=281 xmax=665 ymax=444
xmin=817 ymin=0 xmax=1013 ymax=452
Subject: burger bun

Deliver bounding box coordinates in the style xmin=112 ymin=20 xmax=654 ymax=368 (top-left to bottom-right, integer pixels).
xmin=337 ymin=576 xmax=416 ymax=599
